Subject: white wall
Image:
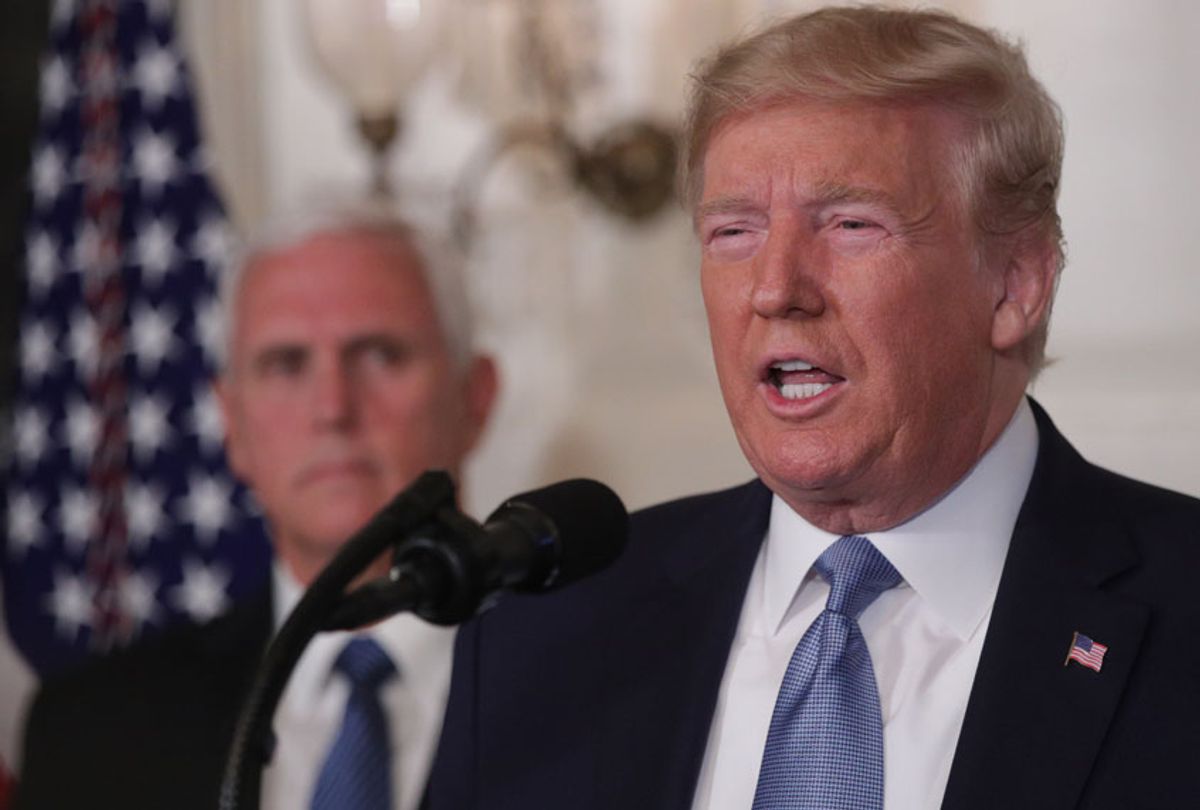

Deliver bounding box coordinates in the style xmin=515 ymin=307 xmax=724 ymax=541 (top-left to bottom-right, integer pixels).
xmin=194 ymin=0 xmax=1200 ymax=515
xmin=980 ymin=0 xmax=1200 ymax=495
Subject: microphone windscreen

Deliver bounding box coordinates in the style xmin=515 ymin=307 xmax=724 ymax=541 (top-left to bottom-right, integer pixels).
xmin=491 ymin=479 xmax=629 ymax=589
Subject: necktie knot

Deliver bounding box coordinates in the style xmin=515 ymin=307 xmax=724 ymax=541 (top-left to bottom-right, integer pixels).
xmin=815 ymin=535 xmax=901 ymax=620
xmin=334 ymin=637 xmax=397 ymax=692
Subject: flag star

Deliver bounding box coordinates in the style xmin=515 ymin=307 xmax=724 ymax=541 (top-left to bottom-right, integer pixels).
xmin=171 ymin=558 xmax=231 ymax=622
xmin=195 ymin=294 xmax=224 ymax=370
xmin=134 ymin=217 xmax=178 ymax=286
xmin=64 ymin=397 xmax=97 ymax=467
xmin=39 ymin=54 xmax=74 ymax=119
xmin=20 ymin=319 xmax=58 ymax=382
xmin=31 ymin=144 xmax=67 ymax=207
xmin=118 ymin=569 xmax=161 ymax=633
xmin=192 ymin=215 xmax=236 ymax=270
xmin=129 ymin=302 xmax=179 ymax=373
xmin=190 ymin=146 xmax=215 ymax=176
xmin=27 ymin=229 xmax=61 ymax=295
xmin=44 ymin=569 xmax=94 ymax=640
xmin=144 ymin=0 xmax=173 ymax=22
xmin=132 ymin=129 xmax=179 ymax=194
xmin=58 ymin=485 xmax=98 ymax=553
xmin=190 ymin=384 xmax=226 ymax=452
xmin=50 ymin=0 xmax=79 ymax=30
xmin=7 ymin=489 xmax=47 ymax=558
xmin=12 ymin=406 xmax=51 ymax=467
xmin=132 ymin=42 xmax=179 ymax=111
xmin=129 ymin=393 xmax=172 ymax=461
xmin=240 ymin=488 xmax=264 ymax=519
xmin=68 ymin=308 xmax=98 ymax=378
xmin=125 ymin=480 xmax=167 ymax=550
xmin=181 ymin=471 xmax=233 ymax=543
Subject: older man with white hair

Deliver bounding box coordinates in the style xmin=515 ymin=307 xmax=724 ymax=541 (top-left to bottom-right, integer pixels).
xmin=17 ymin=205 xmax=498 ymax=810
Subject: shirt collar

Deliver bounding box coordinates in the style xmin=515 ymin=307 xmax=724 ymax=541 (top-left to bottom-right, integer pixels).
xmin=763 ymin=398 xmax=1039 ymax=641
xmin=271 ymin=562 xmax=455 ymax=693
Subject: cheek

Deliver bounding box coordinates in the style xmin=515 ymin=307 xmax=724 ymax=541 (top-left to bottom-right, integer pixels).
xmin=701 ymin=269 xmax=744 ymax=345
xmin=370 ymin=374 xmax=466 ymax=451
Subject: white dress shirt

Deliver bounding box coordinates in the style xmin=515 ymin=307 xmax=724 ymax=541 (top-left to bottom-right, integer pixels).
xmin=261 ymin=565 xmax=456 ymax=810
xmin=691 ymin=400 xmax=1039 ymax=810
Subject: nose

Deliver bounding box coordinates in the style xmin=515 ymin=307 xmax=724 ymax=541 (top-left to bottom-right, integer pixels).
xmin=750 ymin=216 xmax=826 ymax=319
xmin=311 ymin=357 xmax=357 ymax=430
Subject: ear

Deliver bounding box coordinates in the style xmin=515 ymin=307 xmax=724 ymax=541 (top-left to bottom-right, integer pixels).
xmin=990 ymin=233 xmax=1059 ymax=353
xmin=213 ymin=377 xmax=249 ymax=481
xmin=457 ymin=355 xmax=499 ymax=456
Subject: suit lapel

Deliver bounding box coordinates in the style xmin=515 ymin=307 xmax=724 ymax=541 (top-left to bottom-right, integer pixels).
xmin=594 ymin=480 xmax=772 ymax=810
xmin=941 ymin=402 xmax=1149 ymax=810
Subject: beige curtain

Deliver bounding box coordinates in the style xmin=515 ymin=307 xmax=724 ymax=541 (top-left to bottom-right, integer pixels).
xmin=178 ymin=0 xmax=267 ymax=234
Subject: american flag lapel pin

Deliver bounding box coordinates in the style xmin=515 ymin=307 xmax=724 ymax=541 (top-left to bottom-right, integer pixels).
xmin=1064 ymin=631 xmax=1108 ymax=672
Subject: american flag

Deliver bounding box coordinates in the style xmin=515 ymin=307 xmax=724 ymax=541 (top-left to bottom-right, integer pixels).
xmin=1 ymin=0 xmax=270 ymax=676
xmin=1065 ymin=631 xmax=1108 ymax=673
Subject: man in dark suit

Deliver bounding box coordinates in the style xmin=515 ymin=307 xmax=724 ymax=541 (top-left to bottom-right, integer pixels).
xmin=427 ymin=7 xmax=1200 ymax=809
xmin=15 ymin=206 xmax=499 ymax=810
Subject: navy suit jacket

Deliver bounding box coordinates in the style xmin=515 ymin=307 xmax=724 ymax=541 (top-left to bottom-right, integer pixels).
xmin=15 ymin=588 xmax=272 ymax=810
xmin=427 ymin=402 xmax=1200 ymax=809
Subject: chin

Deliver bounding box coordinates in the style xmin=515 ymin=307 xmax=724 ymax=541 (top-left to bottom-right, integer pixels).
xmin=744 ymin=424 xmax=854 ymax=486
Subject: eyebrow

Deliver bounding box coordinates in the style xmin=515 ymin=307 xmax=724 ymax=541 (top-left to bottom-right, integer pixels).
xmin=249 ymin=342 xmax=307 ymax=371
xmin=693 ymin=197 xmax=763 ymax=231
xmin=694 ymin=182 xmax=900 ymax=223
xmin=809 ymin=180 xmax=901 ymax=211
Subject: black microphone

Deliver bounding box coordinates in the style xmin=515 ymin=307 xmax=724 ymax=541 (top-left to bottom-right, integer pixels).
xmin=323 ymin=477 xmax=629 ymax=629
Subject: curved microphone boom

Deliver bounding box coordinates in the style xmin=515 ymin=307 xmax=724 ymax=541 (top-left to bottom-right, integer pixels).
xmin=220 ymin=471 xmax=628 ymax=810
xmin=322 ymin=478 xmax=630 ymax=629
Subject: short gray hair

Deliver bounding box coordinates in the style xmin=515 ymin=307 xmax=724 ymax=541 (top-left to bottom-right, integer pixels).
xmin=218 ymin=201 xmax=477 ymax=375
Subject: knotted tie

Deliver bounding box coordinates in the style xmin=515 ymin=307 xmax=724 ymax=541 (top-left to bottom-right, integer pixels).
xmin=751 ymin=535 xmax=902 ymax=810
xmin=311 ymin=637 xmax=398 ymax=810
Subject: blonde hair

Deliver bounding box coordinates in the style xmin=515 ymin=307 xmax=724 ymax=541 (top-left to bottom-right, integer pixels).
xmin=683 ymin=6 xmax=1065 ymax=368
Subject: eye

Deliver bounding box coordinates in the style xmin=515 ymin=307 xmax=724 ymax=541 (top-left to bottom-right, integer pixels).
xmin=349 ymin=336 xmax=410 ymax=371
xmin=703 ymin=225 xmax=762 ymax=262
xmin=255 ymin=346 xmax=307 ymax=378
xmin=837 ymin=219 xmax=873 ymax=231
xmin=826 ymin=215 xmax=887 ymax=246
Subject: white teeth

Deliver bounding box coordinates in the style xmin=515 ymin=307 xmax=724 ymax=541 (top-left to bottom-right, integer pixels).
xmin=780 ymin=383 xmax=832 ymax=400
xmin=773 ymin=360 xmax=815 ymax=371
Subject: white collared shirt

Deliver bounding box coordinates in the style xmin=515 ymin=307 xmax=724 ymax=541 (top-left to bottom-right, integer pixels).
xmin=261 ymin=565 xmax=456 ymax=810
xmin=691 ymin=400 xmax=1039 ymax=810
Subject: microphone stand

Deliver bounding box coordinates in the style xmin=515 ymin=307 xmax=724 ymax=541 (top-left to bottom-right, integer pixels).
xmin=217 ymin=470 xmax=457 ymax=810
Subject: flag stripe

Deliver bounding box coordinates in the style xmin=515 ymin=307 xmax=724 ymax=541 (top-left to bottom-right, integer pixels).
xmin=79 ymin=0 xmax=132 ymax=652
xmin=1067 ymin=634 xmax=1107 ymax=672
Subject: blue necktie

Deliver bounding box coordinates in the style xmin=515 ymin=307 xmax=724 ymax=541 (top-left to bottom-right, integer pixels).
xmin=311 ymin=637 xmax=398 ymax=810
xmin=751 ymin=535 xmax=902 ymax=810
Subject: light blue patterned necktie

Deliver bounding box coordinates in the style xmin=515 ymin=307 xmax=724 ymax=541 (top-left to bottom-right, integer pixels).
xmin=751 ymin=535 xmax=902 ymax=810
xmin=311 ymin=637 xmax=398 ymax=810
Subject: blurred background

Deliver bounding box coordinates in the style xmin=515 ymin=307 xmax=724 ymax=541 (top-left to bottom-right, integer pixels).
xmin=189 ymin=0 xmax=1200 ymax=515
xmin=5 ymin=0 xmax=1199 ymax=516
xmin=1 ymin=0 xmax=1198 ymax=782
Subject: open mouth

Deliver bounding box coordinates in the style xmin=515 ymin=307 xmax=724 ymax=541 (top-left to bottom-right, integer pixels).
xmin=766 ymin=359 xmax=845 ymax=400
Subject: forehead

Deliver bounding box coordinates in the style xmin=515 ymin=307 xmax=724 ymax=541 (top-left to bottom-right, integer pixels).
xmin=230 ymin=231 xmax=443 ymax=353
xmin=699 ymin=99 xmax=967 ymax=210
